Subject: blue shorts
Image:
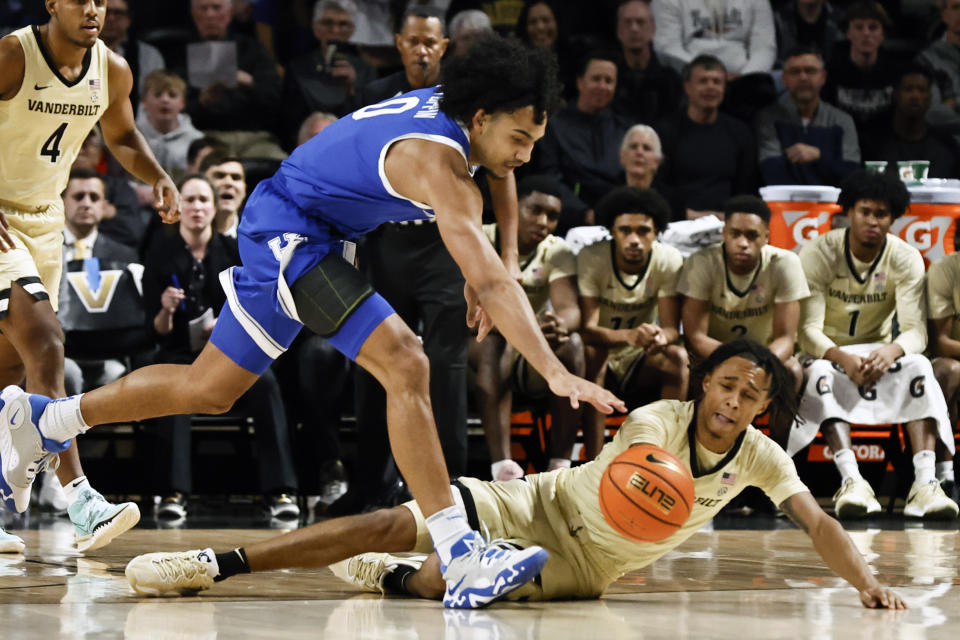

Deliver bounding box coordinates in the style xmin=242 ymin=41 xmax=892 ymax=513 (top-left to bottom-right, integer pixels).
xmin=210 ymin=183 xmax=394 ymax=374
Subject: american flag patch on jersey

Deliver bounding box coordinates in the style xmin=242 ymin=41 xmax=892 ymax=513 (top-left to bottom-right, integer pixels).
xmin=721 ymin=472 xmax=737 ymax=485
xmin=88 ymin=78 xmax=101 ymax=91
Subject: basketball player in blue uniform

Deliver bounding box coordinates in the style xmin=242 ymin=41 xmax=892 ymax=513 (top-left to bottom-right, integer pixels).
xmin=0 ymin=35 xmax=625 ymax=609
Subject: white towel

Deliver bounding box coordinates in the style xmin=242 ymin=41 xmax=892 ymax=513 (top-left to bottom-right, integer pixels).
xmin=788 ymin=343 xmax=955 ymax=456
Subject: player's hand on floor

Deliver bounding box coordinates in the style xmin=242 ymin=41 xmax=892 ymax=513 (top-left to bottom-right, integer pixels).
xmin=549 ymin=373 xmax=627 ymax=414
xmin=0 ymin=212 xmax=14 ymax=252
xmin=859 ymin=585 xmax=907 ymax=609
xmin=154 ymin=174 xmax=181 ymax=224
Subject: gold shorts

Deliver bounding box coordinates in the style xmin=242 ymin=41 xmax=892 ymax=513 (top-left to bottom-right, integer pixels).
xmin=402 ymin=474 xmax=612 ymax=600
xmin=0 ymin=201 xmax=64 ymax=318
xmin=606 ymin=344 xmax=645 ymax=387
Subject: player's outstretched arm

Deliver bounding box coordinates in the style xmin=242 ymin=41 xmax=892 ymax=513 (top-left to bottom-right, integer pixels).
xmin=779 ymin=492 xmax=907 ymax=609
xmin=385 ymin=139 xmax=624 ymax=414
xmin=99 ymin=50 xmax=179 ymax=223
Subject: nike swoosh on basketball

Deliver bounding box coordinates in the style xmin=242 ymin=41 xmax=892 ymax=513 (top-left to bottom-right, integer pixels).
xmin=645 ymin=452 xmax=670 ymax=465
xmin=34 ymin=83 xmax=50 ymax=90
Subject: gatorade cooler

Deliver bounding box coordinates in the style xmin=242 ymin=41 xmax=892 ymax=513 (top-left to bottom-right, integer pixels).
xmin=760 ymin=185 xmax=841 ymax=253
xmin=893 ymin=184 xmax=960 ymax=267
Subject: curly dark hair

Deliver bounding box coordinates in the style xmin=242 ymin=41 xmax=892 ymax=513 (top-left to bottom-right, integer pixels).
xmin=438 ymin=34 xmax=561 ymax=125
xmin=837 ymin=169 xmax=910 ymax=219
xmin=693 ymin=339 xmax=798 ymax=434
xmin=594 ymin=186 xmax=670 ymax=232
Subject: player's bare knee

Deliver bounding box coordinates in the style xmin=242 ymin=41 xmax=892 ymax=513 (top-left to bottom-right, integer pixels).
xmin=557 ymin=332 xmax=585 ymax=372
xmin=181 ymin=371 xmax=242 ymax=415
xmin=381 ymin=338 xmax=430 ymax=395
xmin=21 ymin=331 xmax=64 ymax=372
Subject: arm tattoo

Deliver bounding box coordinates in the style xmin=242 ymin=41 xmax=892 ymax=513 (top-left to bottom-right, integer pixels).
xmin=779 ymin=496 xmax=810 ymax=533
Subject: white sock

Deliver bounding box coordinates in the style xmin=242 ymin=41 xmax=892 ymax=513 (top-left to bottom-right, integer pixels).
xmin=913 ymin=450 xmax=936 ymax=485
xmin=833 ymin=448 xmax=862 ymax=483
xmin=490 ymin=459 xmax=513 ymax=480
xmin=425 ymin=505 xmax=472 ymax=567
xmin=197 ymin=548 xmax=220 ymax=578
xmin=62 ymin=476 xmax=90 ymax=505
xmin=548 ymin=458 xmax=571 ymax=470
xmin=936 ymin=461 xmax=955 ymax=483
xmin=40 ymin=394 xmax=90 ymax=443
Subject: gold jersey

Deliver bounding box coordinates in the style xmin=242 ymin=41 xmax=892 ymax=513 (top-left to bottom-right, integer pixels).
xmin=677 ymin=243 xmax=809 ymax=346
xmin=577 ymin=239 xmax=683 ymax=332
xmin=0 ymin=26 xmax=110 ymax=212
xmin=927 ymin=252 xmax=960 ymax=342
xmin=799 ymin=229 xmax=927 ymax=358
xmin=553 ymin=399 xmax=808 ymax=582
xmin=483 ymin=223 xmax=575 ymax=314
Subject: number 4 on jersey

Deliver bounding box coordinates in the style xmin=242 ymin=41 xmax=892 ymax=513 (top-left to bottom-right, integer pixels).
xmin=40 ymin=122 xmax=68 ymax=163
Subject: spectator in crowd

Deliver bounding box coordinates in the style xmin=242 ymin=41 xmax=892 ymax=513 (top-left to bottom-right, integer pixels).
xmin=620 ymin=124 xmax=665 ymax=191
xmin=651 ymin=0 xmax=776 ymax=76
xmin=795 ymin=171 xmax=958 ymax=520
xmin=72 ymin=129 xmax=147 ymax=250
xmin=200 ymin=152 xmax=247 ymax=236
xmin=925 ymin=251 xmax=960 ymax=501
xmin=100 ymin=0 xmax=166 ymax=112
xmin=822 ymin=1 xmax=898 ymax=143
xmin=755 ymin=46 xmax=860 ymax=186
xmin=678 ymin=195 xmax=809 ymax=445
xmin=282 ymin=1 xmax=375 ymax=147
xmin=577 ymin=187 xmax=688 ymax=459
xmin=446 ymin=9 xmax=493 ymax=58
xmin=471 ymin=176 xmax=584 ymax=481
xmin=864 ymin=65 xmax=960 ymax=179
xmin=530 ymin=50 xmax=632 ymax=225
xmin=655 ymin=55 xmax=757 ymax=220
xmin=297 ymin=111 xmax=338 ymax=146
xmin=514 ymin=1 xmax=579 ymax=102
xmin=612 ymin=0 xmax=682 ymax=125
xmin=917 ymin=0 xmax=960 ymax=122
xmin=142 ymin=175 xmax=299 ymax=521
xmin=359 ymin=7 xmax=448 ymax=105
xmin=60 ymin=169 xmax=145 ymax=396
xmin=136 ymin=70 xmax=205 ymax=181
xmin=251 ymin=0 xmax=316 ymax=66
xmin=170 ymin=0 xmax=285 ymax=159
xmin=775 ymin=0 xmax=844 ymax=67
xmin=186 ymin=136 xmax=229 ymax=176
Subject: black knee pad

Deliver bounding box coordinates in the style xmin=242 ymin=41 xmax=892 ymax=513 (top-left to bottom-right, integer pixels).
xmin=291 ymin=253 xmax=374 ymax=338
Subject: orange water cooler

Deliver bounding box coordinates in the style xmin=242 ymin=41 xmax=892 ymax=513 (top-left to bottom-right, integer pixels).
xmin=759 ymin=185 xmax=841 ymax=253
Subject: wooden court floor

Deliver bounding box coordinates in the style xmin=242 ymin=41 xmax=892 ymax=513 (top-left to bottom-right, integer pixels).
xmin=0 ymin=519 xmax=957 ymax=639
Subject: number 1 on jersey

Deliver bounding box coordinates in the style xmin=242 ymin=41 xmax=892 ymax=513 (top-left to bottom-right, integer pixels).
xmin=41 ymin=122 xmax=68 ymax=163
xmin=848 ymin=310 xmax=860 ymax=336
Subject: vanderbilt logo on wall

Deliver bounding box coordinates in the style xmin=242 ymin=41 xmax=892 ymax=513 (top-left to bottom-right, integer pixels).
xmin=66 ymin=269 xmax=124 ymax=313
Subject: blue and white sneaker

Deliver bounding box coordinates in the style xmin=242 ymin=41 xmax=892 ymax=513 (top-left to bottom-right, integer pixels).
xmin=0 ymin=386 xmax=70 ymax=513
xmin=441 ymin=531 xmax=548 ymax=609
xmin=0 ymin=526 xmax=24 ymax=553
xmin=68 ymin=487 xmax=141 ymax=553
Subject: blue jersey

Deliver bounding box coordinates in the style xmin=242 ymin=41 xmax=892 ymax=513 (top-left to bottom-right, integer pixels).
xmin=252 ymin=86 xmax=473 ymax=239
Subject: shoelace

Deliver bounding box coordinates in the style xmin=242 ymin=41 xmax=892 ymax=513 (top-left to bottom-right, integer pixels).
xmin=351 ymin=555 xmax=391 ymax=589
xmin=151 ymin=554 xmax=208 ymax=583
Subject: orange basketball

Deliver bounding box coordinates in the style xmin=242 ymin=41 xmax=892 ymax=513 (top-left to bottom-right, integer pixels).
xmin=599 ymin=444 xmax=695 ymax=542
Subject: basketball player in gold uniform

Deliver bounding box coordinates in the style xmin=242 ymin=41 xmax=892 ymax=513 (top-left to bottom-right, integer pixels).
xmin=0 ymin=1 xmax=178 ymax=551
xmin=923 ymin=252 xmax=960 ymax=500
xmin=796 ymin=171 xmax=957 ymax=520
xmin=679 ymin=195 xmax=809 ymax=444
xmin=125 ymin=340 xmax=905 ymax=611
xmin=577 ymin=187 xmax=688 ymax=458
xmin=472 ymin=176 xmax=584 ymax=481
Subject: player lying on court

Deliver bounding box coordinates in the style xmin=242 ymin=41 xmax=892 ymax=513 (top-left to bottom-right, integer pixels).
xmin=124 ymin=340 xmax=905 ymax=610
xmin=0 ymin=34 xmax=624 ymax=609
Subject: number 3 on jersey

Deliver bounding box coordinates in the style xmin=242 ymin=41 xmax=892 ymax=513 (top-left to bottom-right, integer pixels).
xmin=41 ymin=122 xmax=68 ymax=163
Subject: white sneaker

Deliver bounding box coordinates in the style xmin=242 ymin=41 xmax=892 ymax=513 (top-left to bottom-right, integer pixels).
xmin=125 ymin=549 xmax=216 ymax=596
xmin=904 ymin=481 xmax=960 ymax=520
xmin=833 ymin=478 xmax=882 ymax=519
xmin=0 ymin=527 xmax=24 ymax=553
xmin=329 ymin=552 xmax=426 ymax=594
xmin=442 ymin=531 xmax=548 ymax=609
xmin=37 ymin=470 xmax=69 ymax=513
xmin=0 ymin=386 xmax=70 ymax=513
